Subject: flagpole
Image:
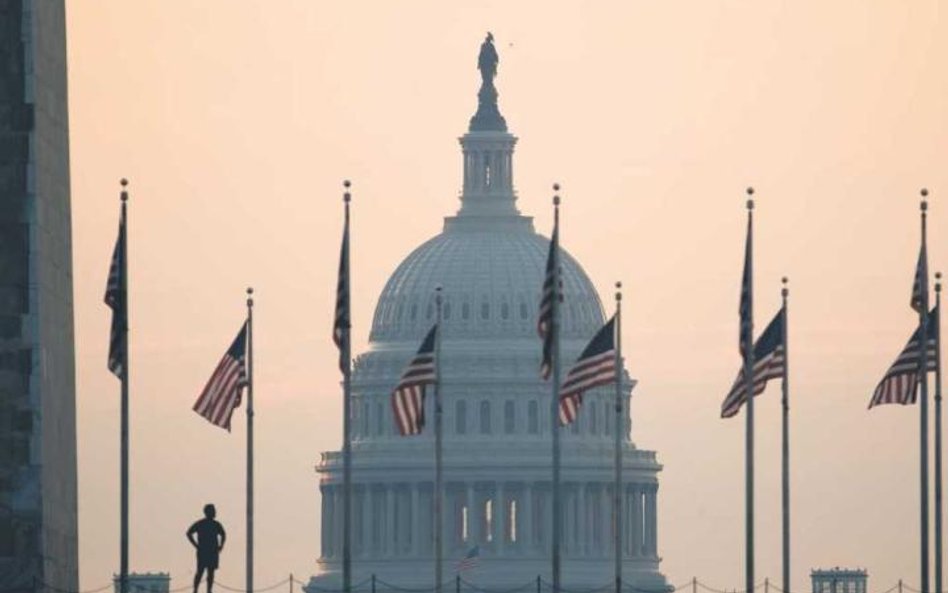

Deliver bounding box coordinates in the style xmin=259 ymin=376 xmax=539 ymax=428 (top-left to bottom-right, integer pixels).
xmin=119 ymin=179 xmax=130 ymax=593
xmin=935 ymin=271 xmax=943 ymax=593
xmin=780 ymin=278 xmax=790 ymax=593
xmin=613 ymin=282 xmax=623 ymax=593
xmin=342 ymin=181 xmax=353 ymax=593
xmin=246 ymin=287 xmax=255 ymax=593
xmin=551 ymin=185 xmax=563 ymax=593
xmin=744 ymin=190 xmax=756 ymax=593
xmin=434 ymin=287 xmax=444 ymax=593
xmin=920 ymin=191 xmax=931 ymax=593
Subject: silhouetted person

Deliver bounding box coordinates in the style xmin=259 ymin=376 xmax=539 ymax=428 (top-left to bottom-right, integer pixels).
xmin=187 ymin=504 xmax=226 ymax=593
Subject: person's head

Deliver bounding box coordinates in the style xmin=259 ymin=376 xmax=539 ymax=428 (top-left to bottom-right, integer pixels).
xmin=203 ymin=504 xmax=216 ymax=519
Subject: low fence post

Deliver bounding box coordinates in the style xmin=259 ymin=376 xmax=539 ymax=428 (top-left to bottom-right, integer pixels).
xmin=456 ymin=575 xmax=461 ymax=593
xmin=537 ymin=575 xmax=541 ymax=593
xmin=372 ymin=574 xmax=376 ymax=593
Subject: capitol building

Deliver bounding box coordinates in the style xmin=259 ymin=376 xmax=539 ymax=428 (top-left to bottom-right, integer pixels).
xmin=307 ymin=37 xmax=670 ymax=592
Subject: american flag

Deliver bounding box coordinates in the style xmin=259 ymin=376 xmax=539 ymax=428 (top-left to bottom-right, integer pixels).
xmin=193 ymin=323 xmax=249 ymax=430
xmin=869 ymin=306 xmax=938 ymax=408
xmin=391 ymin=325 xmax=438 ymax=436
xmin=538 ymin=219 xmax=558 ymax=380
xmin=333 ymin=207 xmax=350 ymax=373
xmin=559 ymin=316 xmax=617 ymax=425
xmin=721 ymin=307 xmax=786 ymax=418
xmin=911 ymin=242 xmax=928 ymax=313
xmin=739 ymin=210 xmax=753 ymax=358
xmin=455 ymin=545 xmax=480 ymax=573
xmin=104 ymin=206 xmax=126 ymax=378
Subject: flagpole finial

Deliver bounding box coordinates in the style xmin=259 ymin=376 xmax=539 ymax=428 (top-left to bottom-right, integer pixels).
xmin=921 ymin=188 xmax=929 ymax=211
xmin=615 ymin=281 xmax=622 ymax=302
xmin=553 ymin=183 xmax=561 ymax=206
xmin=937 ymin=272 xmax=942 ymax=293
xmin=435 ymin=284 xmax=443 ymax=305
xmin=246 ymin=286 xmax=254 ymax=308
xmin=746 ymin=187 xmax=754 ymax=210
xmin=343 ymin=180 xmax=351 ymax=203
xmin=120 ymin=178 xmax=129 ymax=202
xmin=782 ymin=276 xmax=788 ymax=298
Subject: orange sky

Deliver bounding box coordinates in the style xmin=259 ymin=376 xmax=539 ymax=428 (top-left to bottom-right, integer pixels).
xmin=66 ymin=2 xmax=948 ymax=592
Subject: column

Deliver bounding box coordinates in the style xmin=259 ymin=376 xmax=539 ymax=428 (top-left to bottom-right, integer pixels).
xmin=444 ymin=485 xmax=454 ymax=549
xmin=386 ymin=486 xmax=396 ymax=556
xmin=631 ymin=484 xmax=643 ymax=557
xmin=577 ymin=483 xmax=587 ymax=557
xmin=601 ymin=484 xmax=611 ymax=556
xmin=361 ymin=485 xmax=372 ymax=557
xmin=496 ymin=482 xmax=506 ymax=553
xmin=466 ymin=483 xmax=475 ymax=544
xmin=523 ymin=483 xmax=534 ymax=554
xmin=321 ymin=485 xmax=332 ymax=558
xmin=337 ymin=486 xmax=347 ymax=559
xmin=624 ymin=485 xmax=632 ymax=557
xmin=411 ymin=484 xmax=420 ymax=556
xmin=645 ymin=485 xmax=657 ymax=556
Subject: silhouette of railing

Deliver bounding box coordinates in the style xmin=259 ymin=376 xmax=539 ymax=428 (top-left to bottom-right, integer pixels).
xmin=3 ymin=575 xmax=928 ymax=593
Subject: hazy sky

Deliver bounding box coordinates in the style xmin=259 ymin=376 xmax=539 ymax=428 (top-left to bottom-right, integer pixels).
xmin=66 ymin=2 xmax=948 ymax=592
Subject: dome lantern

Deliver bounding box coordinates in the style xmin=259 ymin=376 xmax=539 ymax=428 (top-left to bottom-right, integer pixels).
xmin=452 ymin=33 xmax=525 ymax=226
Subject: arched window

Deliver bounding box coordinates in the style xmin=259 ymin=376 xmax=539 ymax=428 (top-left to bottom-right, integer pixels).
xmin=605 ymin=404 xmax=613 ymax=436
xmin=504 ymin=400 xmax=515 ymax=434
xmin=501 ymin=303 xmax=509 ymax=319
xmin=480 ymin=400 xmax=491 ymax=434
xmin=361 ymin=402 xmax=369 ymax=437
xmin=462 ymin=303 xmax=470 ymax=320
xmin=456 ymin=400 xmax=467 ymax=435
xmin=589 ymin=401 xmax=598 ymax=434
xmin=443 ymin=302 xmax=451 ymax=319
xmin=481 ymin=302 xmax=490 ymax=320
xmin=528 ymin=401 xmax=539 ymax=434
xmin=520 ymin=302 xmax=529 ymax=319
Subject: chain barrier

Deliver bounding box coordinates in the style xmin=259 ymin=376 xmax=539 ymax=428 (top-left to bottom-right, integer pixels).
xmin=459 ymin=578 xmax=536 ymax=593
xmin=539 ymin=578 xmax=614 ymax=593
xmin=21 ymin=577 xmax=924 ymax=593
xmin=373 ymin=577 xmax=449 ymax=593
xmin=215 ymin=579 xmax=291 ymax=593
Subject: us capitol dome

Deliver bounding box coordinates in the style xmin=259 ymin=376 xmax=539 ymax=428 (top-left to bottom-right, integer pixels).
xmin=308 ymin=35 xmax=670 ymax=592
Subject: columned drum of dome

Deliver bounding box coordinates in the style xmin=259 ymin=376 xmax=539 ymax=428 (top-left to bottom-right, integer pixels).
xmin=307 ymin=36 xmax=670 ymax=592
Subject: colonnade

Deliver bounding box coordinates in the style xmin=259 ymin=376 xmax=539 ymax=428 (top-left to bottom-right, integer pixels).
xmin=320 ymin=480 xmax=659 ymax=561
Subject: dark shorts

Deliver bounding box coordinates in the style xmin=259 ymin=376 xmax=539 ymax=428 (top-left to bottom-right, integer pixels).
xmin=197 ymin=550 xmax=219 ymax=571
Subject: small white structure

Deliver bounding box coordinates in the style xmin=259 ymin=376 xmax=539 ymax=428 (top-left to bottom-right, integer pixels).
xmin=811 ymin=568 xmax=868 ymax=593
xmin=308 ymin=37 xmax=670 ymax=592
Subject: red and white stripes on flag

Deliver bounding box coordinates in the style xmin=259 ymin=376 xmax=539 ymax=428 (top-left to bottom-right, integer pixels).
xmin=721 ymin=307 xmax=786 ymax=418
xmin=911 ymin=241 xmax=928 ymax=313
xmin=869 ymin=306 xmax=938 ymax=408
xmin=559 ymin=316 xmax=617 ymax=425
xmin=193 ymin=322 xmax=249 ymax=430
xmin=538 ymin=218 xmax=559 ymax=380
xmin=333 ymin=203 xmax=350 ymax=373
xmin=105 ymin=204 xmax=126 ymax=378
xmin=391 ymin=325 xmax=438 ymax=436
